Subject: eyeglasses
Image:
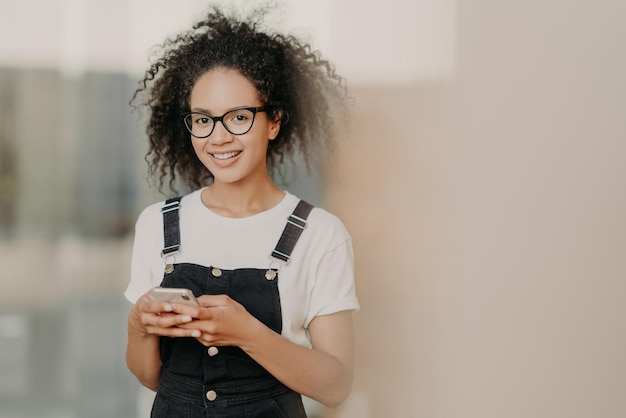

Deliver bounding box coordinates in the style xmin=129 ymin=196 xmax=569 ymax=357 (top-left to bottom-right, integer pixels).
xmin=182 ymin=106 xmax=268 ymax=138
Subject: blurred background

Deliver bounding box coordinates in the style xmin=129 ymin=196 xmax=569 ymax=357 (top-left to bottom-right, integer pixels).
xmin=1 ymin=0 xmax=625 ymax=417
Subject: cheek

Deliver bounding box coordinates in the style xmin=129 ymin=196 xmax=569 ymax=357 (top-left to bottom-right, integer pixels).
xmin=191 ymin=139 xmax=204 ymax=154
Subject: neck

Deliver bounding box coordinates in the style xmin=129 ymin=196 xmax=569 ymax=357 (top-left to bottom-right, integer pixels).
xmin=202 ymin=175 xmax=284 ymax=218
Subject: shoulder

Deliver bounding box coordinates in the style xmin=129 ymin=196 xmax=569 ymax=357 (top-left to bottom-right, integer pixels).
xmin=309 ymin=206 xmax=349 ymax=235
xmin=292 ymin=197 xmax=351 ymax=250
xmin=135 ymin=189 xmax=204 ymax=230
xmin=134 ymin=201 xmax=163 ymax=237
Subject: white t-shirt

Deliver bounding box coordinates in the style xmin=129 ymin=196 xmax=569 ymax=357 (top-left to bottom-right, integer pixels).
xmin=124 ymin=189 xmax=359 ymax=348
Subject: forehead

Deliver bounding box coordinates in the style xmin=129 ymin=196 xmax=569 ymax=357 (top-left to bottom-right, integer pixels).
xmin=189 ymin=68 xmax=261 ymax=111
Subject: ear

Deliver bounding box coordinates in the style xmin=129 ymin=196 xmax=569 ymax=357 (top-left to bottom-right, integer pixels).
xmin=268 ymin=110 xmax=283 ymax=141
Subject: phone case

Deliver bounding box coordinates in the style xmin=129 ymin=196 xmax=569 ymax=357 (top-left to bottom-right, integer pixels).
xmin=150 ymin=288 xmax=199 ymax=306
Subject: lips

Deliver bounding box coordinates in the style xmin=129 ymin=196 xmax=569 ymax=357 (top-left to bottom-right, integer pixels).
xmin=211 ymin=151 xmax=241 ymax=160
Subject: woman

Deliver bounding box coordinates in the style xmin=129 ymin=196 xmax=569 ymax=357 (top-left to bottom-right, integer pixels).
xmin=124 ymin=5 xmax=359 ymax=417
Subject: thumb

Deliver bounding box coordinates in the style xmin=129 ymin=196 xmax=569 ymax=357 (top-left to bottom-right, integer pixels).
xmin=196 ymin=294 xmax=231 ymax=308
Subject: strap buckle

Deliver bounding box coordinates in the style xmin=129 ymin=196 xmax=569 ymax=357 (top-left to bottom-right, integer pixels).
xmin=286 ymin=213 xmax=307 ymax=230
xmin=269 ymin=251 xmax=292 ymax=265
xmin=161 ymin=247 xmax=180 ymax=258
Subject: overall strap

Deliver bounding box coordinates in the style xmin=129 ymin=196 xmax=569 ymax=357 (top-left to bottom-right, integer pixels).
xmin=270 ymin=200 xmax=314 ymax=263
xmin=161 ymin=196 xmax=183 ymax=257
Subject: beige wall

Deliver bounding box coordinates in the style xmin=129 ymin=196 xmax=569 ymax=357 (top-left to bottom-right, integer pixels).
xmin=1 ymin=1 xmax=624 ymax=416
xmin=325 ymin=1 xmax=626 ymax=417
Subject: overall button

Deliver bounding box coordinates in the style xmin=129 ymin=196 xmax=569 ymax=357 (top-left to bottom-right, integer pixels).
xmin=211 ymin=268 xmax=222 ymax=277
xmin=206 ymin=390 xmax=217 ymax=401
xmin=207 ymin=346 xmax=219 ymax=357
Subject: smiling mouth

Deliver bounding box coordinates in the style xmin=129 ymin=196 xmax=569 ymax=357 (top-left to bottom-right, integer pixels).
xmin=211 ymin=151 xmax=241 ymax=160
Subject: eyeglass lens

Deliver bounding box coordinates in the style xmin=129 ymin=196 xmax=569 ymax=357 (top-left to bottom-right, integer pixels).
xmin=184 ymin=108 xmax=256 ymax=137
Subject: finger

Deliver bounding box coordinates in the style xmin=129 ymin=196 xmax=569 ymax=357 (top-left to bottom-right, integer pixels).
xmin=195 ymin=332 xmax=218 ymax=347
xmin=168 ymin=302 xmax=202 ymax=317
xmin=196 ymin=294 xmax=231 ymax=307
xmin=146 ymin=325 xmax=201 ymax=339
xmin=143 ymin=312 xmax=193 ymax=329
xmin=177 ymin=320 xmax=222 ymax=344
xmin=177 ymin=320 xmax=216 ymax=333
xmin=139 ymin=299 xmax=175 ymax=315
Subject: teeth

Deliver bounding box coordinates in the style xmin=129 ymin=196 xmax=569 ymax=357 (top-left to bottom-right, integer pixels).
xmin=212 ymin=151 xmax=240 ymax=160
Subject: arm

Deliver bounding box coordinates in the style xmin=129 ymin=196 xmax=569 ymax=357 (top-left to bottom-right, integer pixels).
xmin=126 ymin=303 xmax=161 ymax=391
xmin=126 ymin=291 xmax=201 ymax=391
xmin=246 ymin=310 xmax=354 ymax=407
xmin=175 ymin=296 xmax=354 ymax=408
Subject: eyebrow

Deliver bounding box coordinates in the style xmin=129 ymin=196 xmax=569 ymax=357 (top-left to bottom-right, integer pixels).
xmin=189 ymin=105 xmax=259 ymax=114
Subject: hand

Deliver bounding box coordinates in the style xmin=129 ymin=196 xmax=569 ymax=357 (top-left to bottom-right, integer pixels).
xmin=170 ymin=294 xmax=262 ymax=348
xmin=128 ymin=289 xmax=201 ymax=339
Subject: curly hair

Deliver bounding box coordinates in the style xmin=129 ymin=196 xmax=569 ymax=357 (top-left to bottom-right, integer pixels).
xmin=130 ymin=4 xmax=351 ymax=194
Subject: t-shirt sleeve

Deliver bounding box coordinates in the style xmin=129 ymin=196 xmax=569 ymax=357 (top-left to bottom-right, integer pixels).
xmin=304 ymin=232 xmax=360 ymax=327
xmin=124 ymin=205 xmax=162 ymax=304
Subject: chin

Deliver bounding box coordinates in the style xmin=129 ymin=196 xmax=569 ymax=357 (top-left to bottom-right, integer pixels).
xmin=212 ymin=173 xmax=247 ymax=184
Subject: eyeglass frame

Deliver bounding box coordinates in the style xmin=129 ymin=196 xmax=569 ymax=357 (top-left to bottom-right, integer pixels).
xmin=182 ymin=106 xmax=269 ymax=138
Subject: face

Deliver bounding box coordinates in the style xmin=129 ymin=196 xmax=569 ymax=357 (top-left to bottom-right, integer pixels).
xmin=188 ymin=68 xmax=280 ymax=185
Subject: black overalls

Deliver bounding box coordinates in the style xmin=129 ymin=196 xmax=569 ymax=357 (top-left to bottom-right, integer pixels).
xmin=151 ymin=197 xmax=313 ymax=418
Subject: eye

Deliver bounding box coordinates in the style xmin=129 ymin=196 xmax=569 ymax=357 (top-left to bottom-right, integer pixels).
xmin=194 ymin=115 xmax=212 ymax=126
xmin=227 ymin=109 xmax=253 ymax=125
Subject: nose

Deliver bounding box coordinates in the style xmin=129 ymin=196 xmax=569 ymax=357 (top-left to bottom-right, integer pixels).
xmin=207 ymin=120 xmax=233 ymax=145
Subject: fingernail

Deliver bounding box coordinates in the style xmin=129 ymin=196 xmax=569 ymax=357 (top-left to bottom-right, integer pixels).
xmin=181 ymin=316 xmax=192 ymax=323
xmin=163 ymin=304 xmax=173 ymax=312
xmin=191 ymin=330 xmax=201 ymax=338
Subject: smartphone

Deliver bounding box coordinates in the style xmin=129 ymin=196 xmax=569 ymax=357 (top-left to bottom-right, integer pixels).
xmin=150 ymin=287 xmax=199 ymax=306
